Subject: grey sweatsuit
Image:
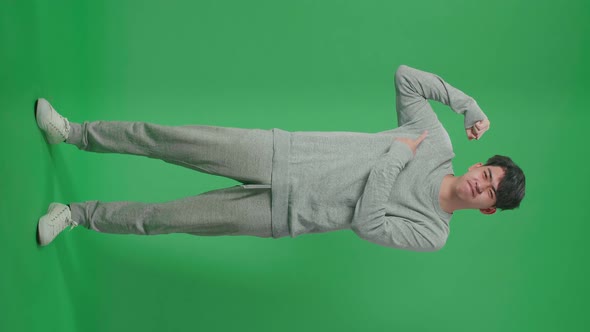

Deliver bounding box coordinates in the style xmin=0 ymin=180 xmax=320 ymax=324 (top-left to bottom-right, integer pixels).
xmin=68 ymin=65 xmax=486 ymax=251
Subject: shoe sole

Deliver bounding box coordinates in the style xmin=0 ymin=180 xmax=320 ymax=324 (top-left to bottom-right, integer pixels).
xmin=35 ymin=102 xmax=51 ymax=145
xmin=36 ymin=222 xmax=42 ymax=246
xmin=35 ymin=99 xmax=43 ymax=246
xmin=37 ymin=213 xmax=50 ymax=246
xmin=35 ymin=98 xmax=46 ymax=143
xmin=37 ymin=214 xmax=46 ymax=246
xmin=34 ymin=98 xmax=41 ymax=117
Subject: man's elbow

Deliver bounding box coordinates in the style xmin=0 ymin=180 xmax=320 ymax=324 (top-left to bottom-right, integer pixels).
xmin=394 ymin=65 xmax=416 ymax=94
xmin=395 ymin=65 xmax=410 ymax=80
xmin=425 ymin=238 xmax=447 ymax=252
xmin=351 ymin=228 xmax=447 ymax=252
xmin=410 ymin=237 xmax=446 ymax=252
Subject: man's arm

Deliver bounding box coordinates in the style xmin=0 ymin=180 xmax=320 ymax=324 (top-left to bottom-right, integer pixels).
xmin=350 ymin=136 xmax=444 ymax=252
xmin=395 ymin=64 xmax=488 ymax=136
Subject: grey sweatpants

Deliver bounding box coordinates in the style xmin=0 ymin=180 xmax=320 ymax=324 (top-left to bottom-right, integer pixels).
xmin=66 ymin=120 xmax=277 ymax=238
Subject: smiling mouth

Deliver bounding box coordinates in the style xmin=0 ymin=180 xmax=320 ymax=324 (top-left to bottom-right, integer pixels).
xmin=468 ymin=180 xmax=475 ymax=198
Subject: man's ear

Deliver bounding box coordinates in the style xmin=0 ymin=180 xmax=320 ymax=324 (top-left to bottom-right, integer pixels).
xmin=468 ymin=162 xmax=484 ymax=172
xmin=480 ymin=207 xmax=496 ymax=215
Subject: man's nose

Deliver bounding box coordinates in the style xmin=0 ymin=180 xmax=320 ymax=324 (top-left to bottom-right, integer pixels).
xmin=476 ymin=181 xmax=489 ymax=194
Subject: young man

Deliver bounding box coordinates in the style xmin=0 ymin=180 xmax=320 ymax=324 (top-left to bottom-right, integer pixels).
xmin=36 ymin=65 xmax=525 ymax=251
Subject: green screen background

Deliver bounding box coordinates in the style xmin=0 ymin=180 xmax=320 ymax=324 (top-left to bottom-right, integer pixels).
xmin=1 ymin=0 xmax=588 ymax=331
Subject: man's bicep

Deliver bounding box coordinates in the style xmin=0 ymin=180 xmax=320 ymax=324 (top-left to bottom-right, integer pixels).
xmin=395 ymin=64 xmax=451 ymax=103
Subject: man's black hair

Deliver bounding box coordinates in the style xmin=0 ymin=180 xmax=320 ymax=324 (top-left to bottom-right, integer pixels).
xmin=484 ymin=155 xmax=526 ymax=211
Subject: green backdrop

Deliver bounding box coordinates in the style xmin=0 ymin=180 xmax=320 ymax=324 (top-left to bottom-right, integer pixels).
xmin=1 ymin=0 xmax=588 ymax=331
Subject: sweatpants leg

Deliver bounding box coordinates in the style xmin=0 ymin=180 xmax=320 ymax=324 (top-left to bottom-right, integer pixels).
xmin=64 ymin=119 xmax=277 ymax=238
xmin=69 ymin=186 xmax=273 ymax=238
xmin=65 ymin=120 xmax=273 ymax=184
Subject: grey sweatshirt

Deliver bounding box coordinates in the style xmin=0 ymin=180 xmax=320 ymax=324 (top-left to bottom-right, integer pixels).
xmin=268 ymin=65 xmax=487 ymax=251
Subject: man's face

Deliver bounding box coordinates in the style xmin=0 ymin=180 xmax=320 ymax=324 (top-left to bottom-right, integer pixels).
xmin=456 ymin=163 xmax=506 ymax=213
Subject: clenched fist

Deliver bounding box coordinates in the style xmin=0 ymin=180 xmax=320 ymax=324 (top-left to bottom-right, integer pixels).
xmin=466 ymin=118 xmax=490 ymax=140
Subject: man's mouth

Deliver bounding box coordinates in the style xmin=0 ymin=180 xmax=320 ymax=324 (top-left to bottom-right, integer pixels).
xmin=468 ymin=180 xmax=475 ymax=198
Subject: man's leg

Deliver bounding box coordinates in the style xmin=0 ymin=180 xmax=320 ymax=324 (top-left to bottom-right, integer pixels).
xmin=68 ymin=185 xmax=273 ymax=238
xmin=66 ymin=120 xmax=273 ymax=185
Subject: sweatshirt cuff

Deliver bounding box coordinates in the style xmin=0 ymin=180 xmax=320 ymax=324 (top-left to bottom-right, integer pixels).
xmin=463 ymin=99 xmax=487 ymax=129
xmin=388 ymin=140 xmax=414 ymax=165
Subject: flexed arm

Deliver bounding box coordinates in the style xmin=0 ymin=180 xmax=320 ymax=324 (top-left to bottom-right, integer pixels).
xmin=351 ymin=132 xmax=444 ymax=251
xmin=395 ymin=65 xmax=489 ymax=140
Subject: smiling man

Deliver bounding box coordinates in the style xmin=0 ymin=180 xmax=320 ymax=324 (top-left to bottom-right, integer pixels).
xmin=439 ymin=159 xmax=519 ymax=215
xmin=35 ymin=64 xmax=525 ymax=251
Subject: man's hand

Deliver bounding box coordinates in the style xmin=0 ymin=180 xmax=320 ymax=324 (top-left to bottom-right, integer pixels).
xmin=466 ymin=118 xmax=490 ymax=140
xmin=395 ymin=130 xmax=428 ymax=155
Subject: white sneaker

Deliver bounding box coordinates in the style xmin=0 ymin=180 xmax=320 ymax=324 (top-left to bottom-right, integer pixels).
xmin=35 ymin=98 xmax=71 ymax=144
xmin=37 ymin=203 xmax=79 ymax=246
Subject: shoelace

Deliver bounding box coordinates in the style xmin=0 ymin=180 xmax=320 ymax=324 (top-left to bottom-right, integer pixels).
xmin=50 ymin=218 xmax=78 ymax=238
xmin=50 ymin=206 xmax=79 ymax=231
xmin=67 ymin=218 xmax=79 ymax=231
xmin=49 ymin=104 xmax=70 ymax=138
xmin=62 ymin=116 xmax=68 ymax=124
xmin=62 ymin=116 xmax=70 ymax=137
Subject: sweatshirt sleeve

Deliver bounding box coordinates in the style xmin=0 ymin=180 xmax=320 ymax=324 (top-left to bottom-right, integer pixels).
xmin=395 ymin=64 xmax=487 ymax=130
xmin=350 ymin=140 xmax=444 ymax=252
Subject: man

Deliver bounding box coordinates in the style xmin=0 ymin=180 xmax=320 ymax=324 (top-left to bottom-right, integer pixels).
xmin=36 ymin=64 xmax=525 ymax=251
